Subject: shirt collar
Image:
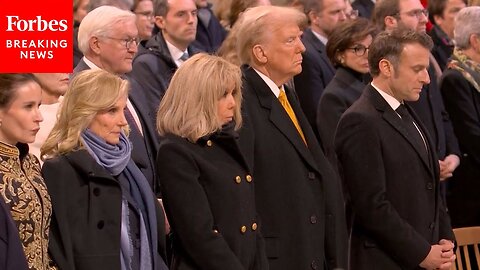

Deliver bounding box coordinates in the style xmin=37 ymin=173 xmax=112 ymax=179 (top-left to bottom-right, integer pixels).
xmin=371 ymin=82 xmax=402 ymax=110
xmin=165 ymin=40 xmax=188 ymax=67
xmin=311 ymin=29 xmax=328 ymax=46
xmin=253 ymin=68 xmax=282 ymax=98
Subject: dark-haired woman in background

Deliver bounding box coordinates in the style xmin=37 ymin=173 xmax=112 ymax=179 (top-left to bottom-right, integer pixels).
xmin=317 ymin=18 xmax=378 ymax=162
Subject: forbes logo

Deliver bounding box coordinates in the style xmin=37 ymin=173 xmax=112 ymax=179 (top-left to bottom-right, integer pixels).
xmin=6 ymin=16 xmax=68 ymax=32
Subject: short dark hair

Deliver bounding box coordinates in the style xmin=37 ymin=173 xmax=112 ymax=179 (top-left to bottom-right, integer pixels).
xmin=372 ymin=0 xmax=400 ymax=30
xmin=368 ymin=28 xmax=433 ymax=77
xmin=326 ymin=18 xmax=379 ymax=67
xmin=0 ymin=74 xmax=39 ymax=108
xmin=427 ymin=0 xmax=447 ymax=23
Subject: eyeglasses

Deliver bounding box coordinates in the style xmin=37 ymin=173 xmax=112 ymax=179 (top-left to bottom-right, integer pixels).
xmin=347 ymin=45 xmax=369 ymax=56
xmin=346 ymin=9 xmax=359 ymax=20
xmin=135 ymin=11 xmax=154 ymax=20
xmin=395 ymin=8 xmax=429 ymax=19
xmin=104 ymin=36 xmax=140 ymax=49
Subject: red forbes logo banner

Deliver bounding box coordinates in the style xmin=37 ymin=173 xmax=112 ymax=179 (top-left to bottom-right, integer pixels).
xmin=0 ymin=0 xmax=72 ymax=72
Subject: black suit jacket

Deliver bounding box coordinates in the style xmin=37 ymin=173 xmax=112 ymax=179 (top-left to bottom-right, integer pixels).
xmin=294 ymin=28 xmax=336 ymax=139
xmin=72 ymin=60 xmax=158 ymax=194
xmin=335 ymin=85 xmax=454 ymax=269
xmin=240 ymin=66 xmax=347 ymax=270
xmin=317 ymin=67 xmax=367 ymax=161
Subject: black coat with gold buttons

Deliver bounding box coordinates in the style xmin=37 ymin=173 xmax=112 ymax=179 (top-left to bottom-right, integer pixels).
xmin=156 ymin=130 xmax=268 ymax=270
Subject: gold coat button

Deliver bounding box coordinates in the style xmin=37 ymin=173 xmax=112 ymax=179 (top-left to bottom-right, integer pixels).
xmin=240 ymin=225 xmax=247 ymax=234
xmin=235 ymin=176 xmax=242 ymax=184
xmin=246 ymin=175 xmax=252 ymax=182
xmin=206 ymin=140 xmax=212 ymax=147
xmin=251 ymin=223 xmax=257 ymax=231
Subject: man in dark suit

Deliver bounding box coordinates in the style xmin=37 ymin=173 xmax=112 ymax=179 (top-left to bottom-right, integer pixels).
xmin=335 ymin=28 xmax=455 ymax=270
xmin=129 ymin=0 xmax=201 ymax=130
xmin=236 ymin=5 xmax=348 ymax=270
xmin=74 ymin=5 xmax=159 ymax=194
xmin=373 ymin=0 xmax=460 ymax=188
xmin=192 ymin=0 xmax=226 ymax=53
xmin=293 ymin=0 xmax=347 ymax=139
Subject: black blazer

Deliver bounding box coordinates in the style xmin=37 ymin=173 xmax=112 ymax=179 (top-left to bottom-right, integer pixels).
xmin=440 ymin=68 xmax=480 ymax=227
xmin=42 ymin=150 xmax=167 ymax=270
xmin=294 ymin=28 xmax=336 ymax=138
xmin=335 ymin=85 xmax=454 ymax=269
xmin=192 ymin=5 xmax=227 ymax=53
xmin=156 ymin=132 xmax=267 ymax=270
xmin=317 ymin=67 xmax=367 ymax=161
xmin=0 ymin=196 xmax=28 ymax=270
xmin=240 ymin=66 xmax=347 ymax=270
xmin=72 ymin=60 xmax=159 ymax=194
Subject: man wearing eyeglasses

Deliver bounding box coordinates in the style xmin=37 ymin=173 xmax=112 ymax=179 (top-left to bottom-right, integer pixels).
xmin=374 ymin=0 xmax=461 ymax=192
xmin=71 ymin=5 xmax=169 ymax=269
xmin=132 ymin=0 xmax=155 ymax=41
xmin=293 ymin=0 xmax=347 ymax=141
xmin=129 ymin=0 xmax=201 ymax=133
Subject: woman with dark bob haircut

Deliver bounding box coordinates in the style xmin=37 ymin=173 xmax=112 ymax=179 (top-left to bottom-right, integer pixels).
xmin=317 ymin=17 xmax=378 ymax=161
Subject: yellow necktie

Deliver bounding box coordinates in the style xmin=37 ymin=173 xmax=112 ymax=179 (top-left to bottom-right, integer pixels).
xmin=278 ymin=87 xmax=307 ymax=145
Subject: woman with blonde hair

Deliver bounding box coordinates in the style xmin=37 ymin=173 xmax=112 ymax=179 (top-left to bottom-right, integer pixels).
xmin=156 ymin=53 xmax=267 ymax=269
xmin=41 ymin=69 xmax=168 ymax=270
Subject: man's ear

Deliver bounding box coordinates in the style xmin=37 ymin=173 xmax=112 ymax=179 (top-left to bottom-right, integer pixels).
xmin=89 ymin=36 xmax=101 ymax=55
xmin=252 ymin=44 xmax=268 ymax=64
xmin=155 ymin=16 xmax=165 ymax=30
xmin=307 ymin=10 xmax=320 ymax=25
xmin=384 ymin=15 xmax=398 ymax=30
xmin=379 ymin=59 xmax=393 ymax=77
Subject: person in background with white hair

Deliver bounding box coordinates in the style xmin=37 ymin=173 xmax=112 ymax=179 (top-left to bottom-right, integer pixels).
xmin=440 ymin=6 xmax=480 ymax=228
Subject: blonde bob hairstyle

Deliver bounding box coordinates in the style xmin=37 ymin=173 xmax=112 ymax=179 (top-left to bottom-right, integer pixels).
xmin=41 ymin=69 xmax=129 ymax=160
xmin=157 ymin=53 xmax=242 ymax=143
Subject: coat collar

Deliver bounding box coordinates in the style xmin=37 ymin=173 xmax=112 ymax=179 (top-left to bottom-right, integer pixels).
xmin=242 ymin=66 xmax=322 ymax=174
xmin=363 ymin=85 xmax=438 ymax=176
xmin=64 ymin=149 xmax=116 ymax=181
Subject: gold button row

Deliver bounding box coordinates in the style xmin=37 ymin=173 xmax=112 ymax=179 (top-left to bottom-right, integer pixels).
xmin=240 ymin=222 xmax=257 ymax=234
xmin=234 ymin=174 xmax=253 ymax=184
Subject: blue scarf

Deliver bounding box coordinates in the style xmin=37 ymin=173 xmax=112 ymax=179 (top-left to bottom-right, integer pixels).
xmin=81 ymin=130 xmax=167 ymax=270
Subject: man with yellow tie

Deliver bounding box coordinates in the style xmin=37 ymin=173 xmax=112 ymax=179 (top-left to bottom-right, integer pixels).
xmin=235 ymin=5 xmax=347 ymax=270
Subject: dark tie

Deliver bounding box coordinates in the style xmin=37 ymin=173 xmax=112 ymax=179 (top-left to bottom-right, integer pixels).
xmin=395 ymin=104 xmax=429 ymax=161
xmin=179 ymin=52 xmax=189 ymax=62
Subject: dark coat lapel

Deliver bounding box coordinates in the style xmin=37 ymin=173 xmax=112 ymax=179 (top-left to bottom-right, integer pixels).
xmin=245 ymin=67 xmax=320 ymax=174
xmin=365 ymin=86 xmax=433 ymax=175
xmin=303 ymin=28 xmax=335 ymax=74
